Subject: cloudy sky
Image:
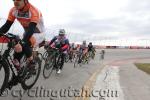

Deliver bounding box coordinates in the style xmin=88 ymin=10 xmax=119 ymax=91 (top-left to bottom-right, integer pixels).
xmin=0 ymin=0 xmax=150 ymax=43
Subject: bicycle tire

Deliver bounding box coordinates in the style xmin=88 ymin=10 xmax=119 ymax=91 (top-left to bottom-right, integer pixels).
xmin=0 ymin=60 xmax=10 ymax=96
xmin=42 ymin=51 xmax=48 ymax=60
xmin=43 ymin=55 xmax=55 ymax=79
xmin=55 ymin=54 xmax=62 ymax=74
xmin=74 ymin=56 xmax=80 ymax=68
xmin=21 ymin=56 xmax=41 ymax=90
xmin=65 ymin=54 xmax=69 ymax=63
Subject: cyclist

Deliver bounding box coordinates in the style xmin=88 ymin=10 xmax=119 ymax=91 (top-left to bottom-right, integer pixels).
xmin=0 ymin=0 xmax=45 ymax=87
xmin=69 ymin=43 xmax=78 ymax=61
xmin=47 ymin=29 xmax=69 ymax=74
xmin=76 ymin=44 xmax=80 ymax=51
xmin=88 ymin=42 xmax=96 ymax=58
xmin=88 ymin=42 xmax=94 ymax=52
xmin=78 ymin=40 xmax=88 ymax=63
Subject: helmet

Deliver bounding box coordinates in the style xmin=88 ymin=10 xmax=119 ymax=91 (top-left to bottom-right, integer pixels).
xmin=72 ymin=43 xmax=75 ymax=45
xmin=24 ymin=0 xmax=29 ymax=4
xmin=13 ymin=0 xmax=28 ymax=2
xmin=83 ymin=40 xmax=86 ymax=44
xmin=59 ymin=29 xmax=65 ymax=35
xmin=13 ymin=0 xmax=29 ymax=4
xmin=89 ymin=42 xmax=92 ymax=45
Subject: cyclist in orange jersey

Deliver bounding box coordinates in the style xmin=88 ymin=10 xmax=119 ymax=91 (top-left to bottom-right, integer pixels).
xmin=0 ymin=0 xmax=45 ymax=87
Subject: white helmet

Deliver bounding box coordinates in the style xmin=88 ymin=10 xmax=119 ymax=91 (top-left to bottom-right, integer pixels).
xmin=59 ymin=29 xmax=65 ymax=35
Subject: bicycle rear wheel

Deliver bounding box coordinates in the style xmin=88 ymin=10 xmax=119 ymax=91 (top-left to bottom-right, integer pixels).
xmin=21 ymin=56 xmax=41 ymax=90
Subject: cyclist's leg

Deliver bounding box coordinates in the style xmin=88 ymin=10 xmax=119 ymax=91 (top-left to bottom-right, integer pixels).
xmin=23 ymin=42 xmax=33 ymax=62
xmin=28 ymin=32 xmax=45 ymax=60
xmin=32 ymin=33 xmax=45 ymax=48
xmin=83 ymin=50 xmax=87 ymax=59
xmin=78 ymin=49 xmax=83 ymax=63
xmin=13 ymin=51 xmax=24 ymax=71
xmin=60 ymin=52 xmax=65 ymax=70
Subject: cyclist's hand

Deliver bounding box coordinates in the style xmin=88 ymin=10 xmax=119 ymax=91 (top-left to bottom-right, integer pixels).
xmin=14 ymin=43 xmax=22 ymax=53
xmin=0 ymin=33 xmax=3 ymax=37
xmin=44 ymin=44 xmax=49 ymax=49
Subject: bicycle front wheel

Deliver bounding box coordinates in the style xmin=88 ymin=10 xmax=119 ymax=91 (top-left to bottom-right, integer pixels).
xmin=42 ymin=51 xmax=48 ymax=60
xmin=74 ymin=56 xmax=81 ymax=68
xmin=0 ymin=60 xmax=10 ymax=96
xmin=43 ymin=55 xmax=55 ymax=79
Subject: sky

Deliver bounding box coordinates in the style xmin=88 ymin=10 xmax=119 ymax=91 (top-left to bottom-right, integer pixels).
xmin=0 ymin=0 xmax=150 ymax=44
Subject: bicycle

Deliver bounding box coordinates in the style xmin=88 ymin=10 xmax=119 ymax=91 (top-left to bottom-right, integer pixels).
xmin=0 ymin=33 xmax=42 ymax=96
xmin=43 ymin=46 xmax=63 ymax=79
xmin=88 ymin=50 xmax=95 ymax=59
xmin=68 ymin=49 xmax=77 ymax=62
xmin=74 ymin=50 xmax=88 ymax=68
xmin=64 ymin=52 xmax=69 ymax=63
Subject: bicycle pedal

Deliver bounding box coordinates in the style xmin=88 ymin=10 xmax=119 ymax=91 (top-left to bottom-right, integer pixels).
xmin=7 ymin=85 xmax=13 ymax=90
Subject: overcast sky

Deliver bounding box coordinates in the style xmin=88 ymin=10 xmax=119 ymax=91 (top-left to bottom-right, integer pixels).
xmin=0 ymin=0 xmax=150 ymax=43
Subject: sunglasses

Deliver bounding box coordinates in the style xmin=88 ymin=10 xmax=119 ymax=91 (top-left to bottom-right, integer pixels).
xmin=12 ymin=0 xmax=23 ymax=1
xmin=59 ymin=34 xmax=65 ymax=36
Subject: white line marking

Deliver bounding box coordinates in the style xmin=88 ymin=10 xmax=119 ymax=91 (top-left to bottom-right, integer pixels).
xmin=91 ymin=66 xmax=124 ymax=100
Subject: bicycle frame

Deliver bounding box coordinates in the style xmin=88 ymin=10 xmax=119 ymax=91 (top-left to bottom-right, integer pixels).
xmin=43 ymin=47 xmax=63 ymax=78
xmin=2 ymin=41 xmax=19 ymax=77
xmin=49 ymin=48 xmax=62 ymax=69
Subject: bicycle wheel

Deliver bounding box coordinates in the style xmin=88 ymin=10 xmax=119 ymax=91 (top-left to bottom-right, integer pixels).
xmin=85 ymin=54 xmax=90 ymax=64
xmin=91 ymin=52 xmax=94 ymax=59
xmin=65 ymin=54 xmax=69 ymax=63
xmin=74 ymin=57 xmax=78 ymax=68
xmin=42 ymin=51 xmax=48 ymax=60
xmin=0 ymin=60 xmax=10 ymax=96
xmin=43 ymin=55 xmax=55 ymax=78
xmin=55 ymin=54 xmax=62 ymax=74
xmin=74 ymin=55 xmax=81 ymax=68
xmin=21 ymin=56 xmax=41 ymax=90
xmin=37 ymin=53 xmax=43 ymax=61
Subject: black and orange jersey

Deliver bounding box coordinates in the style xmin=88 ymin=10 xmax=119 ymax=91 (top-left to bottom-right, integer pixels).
xmin=7 ymin=3 xmax=45 ymax=33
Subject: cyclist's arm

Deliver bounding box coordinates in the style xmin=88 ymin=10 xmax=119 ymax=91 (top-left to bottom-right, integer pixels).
xmin=22 ymin=22 xmax=37 ymax=45
xmin=49 ymin=36 xmax=57 ymax=45
xmin=22 ymin=6 xmax=41 ymax=45
xmin=0 ymin=20 xmax=13 ymax=34
xmin=0 ymin=7 xmax=16 ymax=35
xmin=61 ymin=39 xmax=69 ymax=51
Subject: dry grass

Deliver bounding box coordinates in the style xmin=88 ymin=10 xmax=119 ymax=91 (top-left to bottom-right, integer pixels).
xmin=135 ymin=63 xmax=150 ymax=75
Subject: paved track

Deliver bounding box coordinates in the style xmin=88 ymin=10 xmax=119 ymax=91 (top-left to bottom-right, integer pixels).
xmin=0 ymin=48 xmax=150 ymax=100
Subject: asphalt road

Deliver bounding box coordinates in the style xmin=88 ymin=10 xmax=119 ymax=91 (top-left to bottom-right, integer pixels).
xmin=90 ymin=49 xmax=150 ymax=100
xmin=0 ymin=48 xmax=150 ymax=100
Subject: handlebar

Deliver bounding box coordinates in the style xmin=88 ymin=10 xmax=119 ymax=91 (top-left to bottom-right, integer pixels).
xmin=0 ymin=33 xmax=22 ymax=49
xmin=45 ymin=45 xmax=64 ymax=54
xmin=1 ymin=33 xmax=21 ymax=42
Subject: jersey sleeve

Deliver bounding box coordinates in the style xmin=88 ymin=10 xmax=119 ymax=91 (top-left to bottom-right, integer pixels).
xmin=7 ymin=7 xmax=16 ymax=22
xmin=30 ymin=7 xmax=41 ymax=23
